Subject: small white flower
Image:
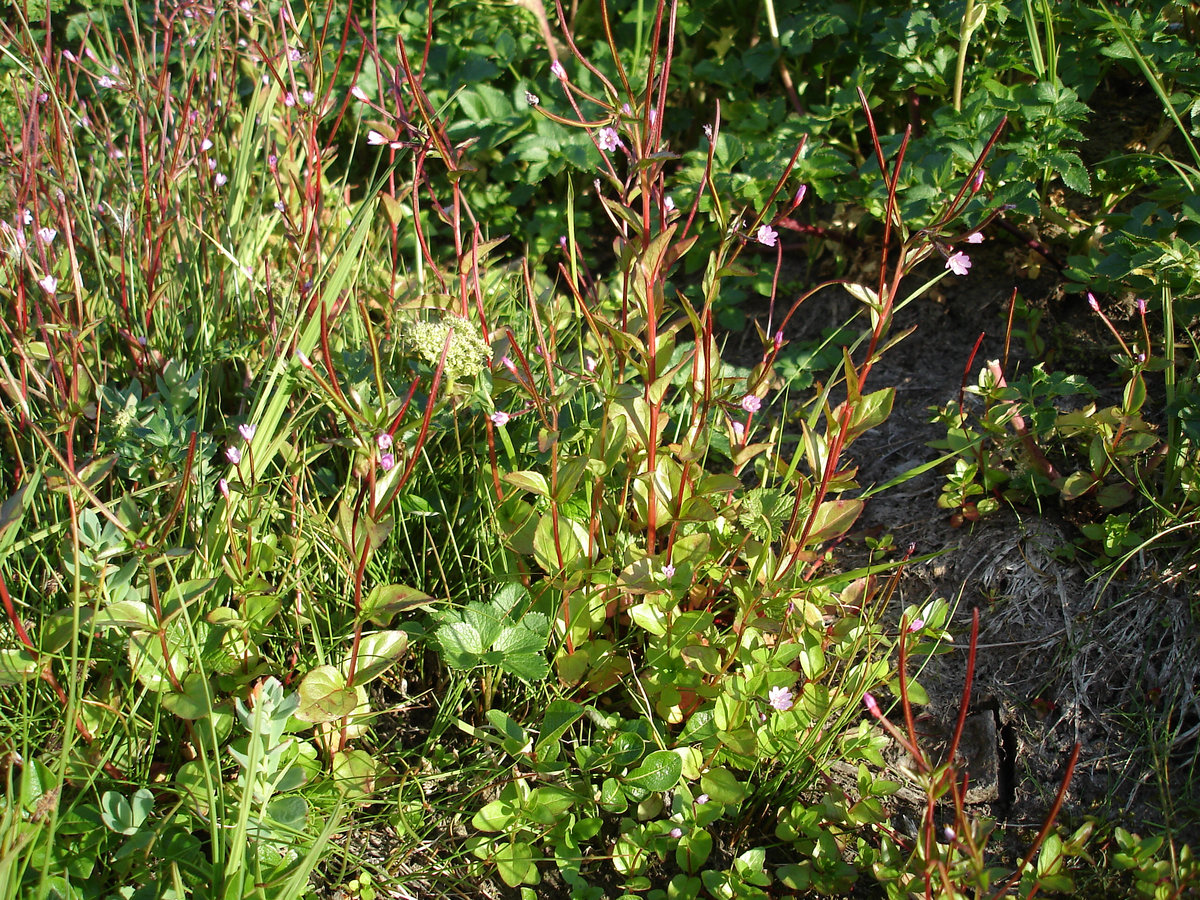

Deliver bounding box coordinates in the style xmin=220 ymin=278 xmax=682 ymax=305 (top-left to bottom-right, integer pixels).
xmin=98 ymin=76 xmax=115 ymax=89
xmin=663 ymin=195 xmax=676 ymax=213
xmin=768 ymin=686 xmax=794 ymax=712
xmin=225 ymin=445 xmax=242 ymax=465
xmin=351 ymin=84 xmax=369 ymax=102
xmin=550 ymin=60 xmax=566 ymax=80
xmin=945 ymin=252 xmax=971 ymax=276
xmin=201 ymin=138 xmax=213 ymax=151
xmin=38 ymin=275 xmax=57 ymax=294
xmin=597 ymin=126 xmax=622 ymax=152
xmin=966 ymin=232 xmax=984 ymax=244
xmin=238 ymin=423 xmax=257 ymax=442
xmin=755 ymin=224 xmax=778 ymax=247
xmin=490 ymin=410 xmax=510 ymax=427
xmin=37 ymin=227 xmax=56 ymax=244
xmin=214 ymin=173 xmax=228 ymax=187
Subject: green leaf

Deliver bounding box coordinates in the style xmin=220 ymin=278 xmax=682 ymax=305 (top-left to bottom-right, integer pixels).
xmin=504 ymin=470 xmax=551 ymax=497
xmin=348 ymin=630 xmax=408 ymax=685
xmin=360 ymin=584 xmax=434 ymax=626
xmin=700 ymin=768 xmax=746 ymax=804
xmin=94 ymin=601 xmax=157 ymax=630
xmin=161 ymin=673 xmax=213 ymax=720
xmin=495 ymin=840 xmax=541 ymax=887
xmin=128 ymin=630 xmax=188 ymax=693
xmin=296 ymin=665 xmax=358 ymax=723
xmin=436 ymin=620 xmax=485 ymax=669
xmin=0 ymin=648 xmax=39 ymax=685
xmin=501 ymin=653 xmax=550 ymax=683
xmin=100 ymin=789 xmax=153 ymax=835
xmin=625 ymin=750 xmax=682 ymax=794
xmin=676 ymin=829 xmax=713 ymax=874
xmin=535 ymin=701 xmax=583 ymax=762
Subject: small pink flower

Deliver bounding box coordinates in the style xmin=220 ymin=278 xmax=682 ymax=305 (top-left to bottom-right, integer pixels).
xmin=284 ymin=92 xmax=295 ymax=107
xmin=662 ymin=563 xmax=675 ymax=579
xmin=1087 ymin=292 xmax=1100 ymax=312
xmin=773 ymin=331 xmax=784 ymax=350
xmin=201 ymin=138 xmax=213 ymax=151
xmin=218 ymin=478 xmax=230 ymax=500
xmin=863 ymin=693 xmax=879 ymax=715
xmin=731 ymin=420 xmax=745 ymax=442
xmin=490 ymin=410 xmax=510 ymax=427
xmin=966 ymin=232 xmax=984 ymax=244
xmin=207 ymin=158 xmax=218 ymax=171
xmin=755 ymin=224 xmax=778 ymax=247
xmin=669 ymin=827 xmax=683 ymax=839
xmin=501 ymin=356 xmax=518 ymax=374
xmin=597 ymin=127 xmax=622 ymax=152
xmin=695 ymin=794 xmax=709 ymax=805
xmin=301 ymin=90 xmax=314 ymax=106
xmin=945 ymin=252 xmax=971 ymax=276
xmin=38 ymin=275 xmax=57 ymax=294
xmin=214 ymin=173 xmax=228 ymax=187
xmin=295 ymin=350 xmax=312 ymax=368
xmin=38 ymin=227 xmax=57 ymax=244
xmin=792 ymin=184 xmax=807 ymax=206
xmin=1136 ymin=298 xmax=1147 ymax=315
xmin=377 ymin=432 xmax=393 ymax=451
xmin=703 ymin=124 xmax=713 ymax=140
xmin=663 ymin=195 xmax=676 ymax=213
xmin=550 ymin=60 xmax=566 ymax=80
xmin=20 ymin=210 xmax=31 ymax=226
xmin=972 ymin=169 xmax=985 ymax=192
xmin=379 ymin=451 xmax=395 ymax=472
xmin=768 ymin=686 xmax=794 ymax=712
xmin=367 ymin=130 xmax=388 ymax=146
xmin=350 ymin=85 xmax=369 ymax=102
xmin=944 ymin=826 xmax=957 ymax=842
xmin=740 ymin=394 xmax=761 ymax=414
xmin=584 ymin=355 xmax=597 ymax=373
xmin=225 ymin=446 xmax=242 ymax=465
xmin=238 ymin=423 xmax=257 ymax=442
xmin=908 ymin=618 xmax=924 ymax=632
xmin=98 ymin=76 xmax=115 ymax=89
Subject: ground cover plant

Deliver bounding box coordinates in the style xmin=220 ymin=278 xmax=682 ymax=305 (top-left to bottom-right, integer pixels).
xmin=0 ymin=0 xmax=1198 ymax=898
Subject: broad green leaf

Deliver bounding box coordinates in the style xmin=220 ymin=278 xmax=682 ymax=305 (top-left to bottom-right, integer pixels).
xmin=495 ymin=840 xmax=540 ymax=887
xmin=0 ymin=648 xmax=39 ymax=685
xmin=535 ymin=701 xmax=583 ymax=762
xmin=700 ymin=767 xmax=746 ymax=804
xmin=296 ymin=665 xmax=357 ymax=723
xmin=94 ymin=601 xmax=157 ymax=630
xmin=436 ymin=621 xmax=485 ymax=669
xmin=360 ymin=584 xmax=434 ymax=626
xmin=503 ymin=470 xmax=551 ymax=497
xmin=161 ymin=673 xmax=213 ymax=720
xmin=100 ymin=789 xmax=152 ymax=835
xmin=501 ymin=653 xmax=551 ymax=683
xmin=347 ymin=630 xmax=408 ymax=685
xmin=625 ymin=750 xmax=682 ymax=794
xmin=128 ymin=630 xmax=188 ymax=693
xmin=805 ymin=499 xmax=863 ymax=546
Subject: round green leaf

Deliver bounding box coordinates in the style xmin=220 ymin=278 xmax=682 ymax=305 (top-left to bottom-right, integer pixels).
xmin=296 ymin=665 xmax=357 ymax=723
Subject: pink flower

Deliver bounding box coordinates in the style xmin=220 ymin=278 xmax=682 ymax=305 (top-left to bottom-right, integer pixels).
xmin=350 ymin=84 xmax=369 ymax=102
xmin=731 ymin=420 xmax=745 ymax=442
xmin=225 ymin=446 xmax=242 ymax=465
xmin=695 ymin=794 xmax=709 ymax=805
xmin=379 ymin=451 xmax=395 ymax=472
xmin=740 ymin=393 xmax=761 ymax=413
xmin=98 ymin=76 xmax=115 ymax=89
xmin=584 ymin=355 xmax=597 ymax=373
xmin=945 ymin=252 xmax=971 ymax=276
xmin=908 ymin=618 xmax=924 ymax=632
xmin=966 ymin=232 xmax=984 ymax=244
xmin=768 ymin=686 xmax=794 ymax=712
xmin=755 ymin=224 xmax=778 ymax=247
xmin=284 ymin=91 xmax=296 ymax=107
xmin=792 ymin=184 xmax=807 ymax=207
xmin=1087 ymin=292 xmax=1100 ymax=312
xmin=38 ymin=227 xmax=56 ymax=244
xmin=218 ymin=478 xmax=230 ymax=500
xmin=663 ymin=195 xmax=676 ymax=214
xmin=377 ymin=432 xmax=393 ymax=451
xmin=490 ymin=410 xmax=510 ymax=427
xmin=669 ymin=827 xmax=683 ymax=839
xmin=550 ymin=60 xmax=566 ymax=80
xmin=863 ymin=693 xmax=879 ymax=715
xmin=238 ymin=423 xmax=256 ymax=442
xmin=662 ymin=563 xmax=676 ymax=579
xmin=1136 ymin=298 xmax=1147 ymax=315
xmin=972 ymin=169 xmax=985 ymax=192
xmin=214 ymin=173 xmax=228 ymax=187
xmin=201 ymin=138 xmax=213 ymax=151
xmin=38 ymin=275 xmax=57 ymax=294
xmin=597 ymin=127 xmax=622 ymax=152
xmin=301 ymin=90 xmax=314 ymax=106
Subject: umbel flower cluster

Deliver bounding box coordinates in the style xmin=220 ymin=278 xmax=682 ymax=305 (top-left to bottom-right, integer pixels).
xmin=405 ymin=314 xmax=491 ymax=384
